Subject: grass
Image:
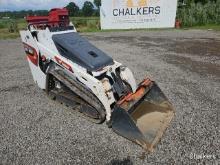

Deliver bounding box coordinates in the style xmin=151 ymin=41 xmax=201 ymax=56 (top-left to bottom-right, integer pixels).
xmin=0 ymin=17 xmax=101 ymax=39
xmin=0 ymin=18 xmax=26 ymax=39
xmin=0 ymin=28 xmax=20 ymax=39
xmin=188 ymin=24 xmax=220 ymax=31
xmin=0 ymin=17 xmax=220 ymax=39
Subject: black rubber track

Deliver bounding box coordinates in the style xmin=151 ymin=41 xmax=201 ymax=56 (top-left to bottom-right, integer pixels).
xmin=47 ymin=64 xmax=106 ymax=124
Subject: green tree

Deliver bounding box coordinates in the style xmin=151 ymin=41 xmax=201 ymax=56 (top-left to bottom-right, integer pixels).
xmin=82 ymin=1 xmax=94 ymax=17
xmin=66 ymin=2 xmax=79 ymax=16
xmin=94 ymin=0 xmax=101 ymax=8
xmin=179 ymin=0 xmax=217 ymax=5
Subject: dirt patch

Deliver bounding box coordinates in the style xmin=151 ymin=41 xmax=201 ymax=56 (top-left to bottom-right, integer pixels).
xmin=0 ymin=86 xmax=20 ymax=93
xmin=164 ymin=54 xmax=220 ymax=78
xmin=169 ymin=38 xmax=220 ymax=57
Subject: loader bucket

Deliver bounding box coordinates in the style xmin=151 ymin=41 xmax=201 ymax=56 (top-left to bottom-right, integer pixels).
xmin=111 ymin=79 xmax=175 ymax=152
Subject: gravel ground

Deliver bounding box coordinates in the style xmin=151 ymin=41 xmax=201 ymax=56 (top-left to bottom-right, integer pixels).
xmin=0 ymin=30 xmax=219 ymax=164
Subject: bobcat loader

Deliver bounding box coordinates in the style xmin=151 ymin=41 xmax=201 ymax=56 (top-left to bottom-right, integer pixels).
xmin=20 ymin=8 xmax=174 ymax=152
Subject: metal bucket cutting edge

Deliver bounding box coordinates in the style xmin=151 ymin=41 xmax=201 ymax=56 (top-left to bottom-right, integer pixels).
xmin=111 ymin=81 xmax=175 ymax=152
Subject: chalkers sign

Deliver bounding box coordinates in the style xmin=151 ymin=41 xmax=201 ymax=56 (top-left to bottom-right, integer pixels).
xmin=100 ymin=0 xmax=178 ymax=29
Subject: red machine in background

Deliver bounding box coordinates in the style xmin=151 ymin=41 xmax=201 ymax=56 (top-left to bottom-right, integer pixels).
xmin=26 ymin=8 xmax=69 ymax=27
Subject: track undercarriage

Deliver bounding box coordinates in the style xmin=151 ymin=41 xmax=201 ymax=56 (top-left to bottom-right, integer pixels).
xmin=47 ymin=65 xmax=106 ymax=124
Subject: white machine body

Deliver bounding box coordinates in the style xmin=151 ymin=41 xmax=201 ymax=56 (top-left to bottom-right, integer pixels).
xmin=20 ymin=24 xmax=137 ymax=121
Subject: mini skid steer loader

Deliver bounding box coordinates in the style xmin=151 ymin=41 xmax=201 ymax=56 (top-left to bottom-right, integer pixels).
xmin=20 ymin=8 xmax=174 ymax=152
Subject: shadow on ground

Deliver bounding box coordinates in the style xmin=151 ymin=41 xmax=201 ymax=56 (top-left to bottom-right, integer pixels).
xmin=107 ymin=156 xmax=133 ymax=165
